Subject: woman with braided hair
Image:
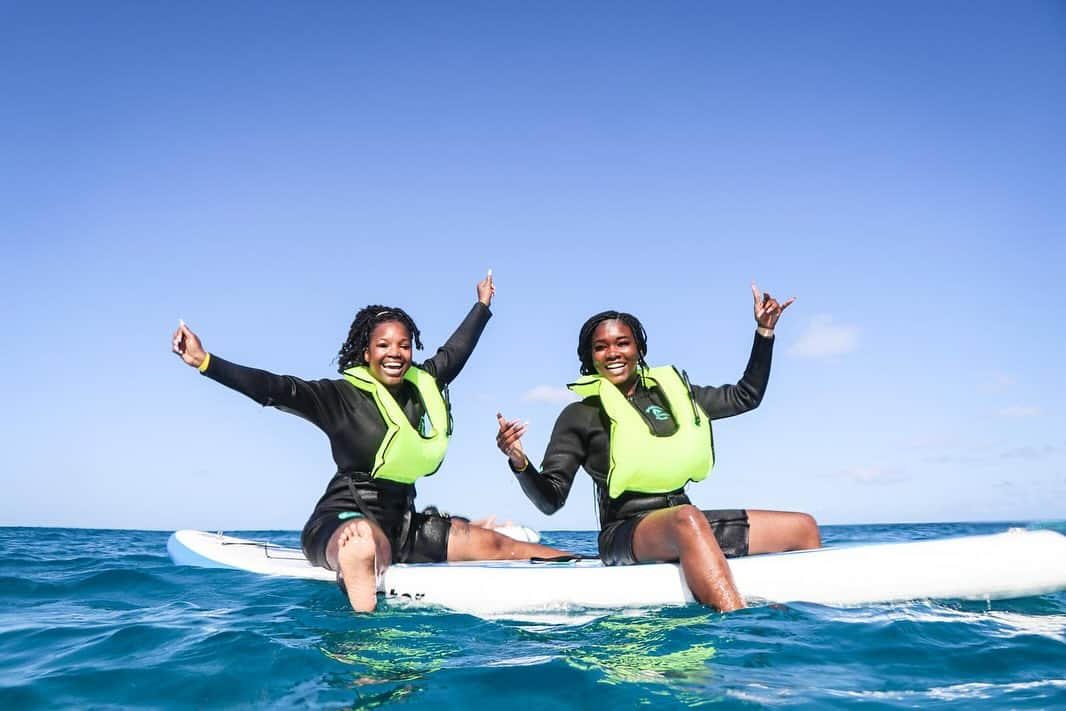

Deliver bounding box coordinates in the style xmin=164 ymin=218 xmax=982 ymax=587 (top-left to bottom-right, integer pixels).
xmin=496 ymin=283 xmax=821 ymax=612
xmin=172 ymin=272 xmax=568 ymax=612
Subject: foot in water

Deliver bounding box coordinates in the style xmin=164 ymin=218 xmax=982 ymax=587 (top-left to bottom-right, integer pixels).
xmin=337 ymin=520 xmax=377 ymax=612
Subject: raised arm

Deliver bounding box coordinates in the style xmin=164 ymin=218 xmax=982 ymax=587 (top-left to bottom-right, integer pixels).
xmin=693 ymin=283 xmax=794 ymax=420
xmin=692 ymin=333 xmax=772 ymax=419
xmin=422 ymin=271 xmax=494 ymax=384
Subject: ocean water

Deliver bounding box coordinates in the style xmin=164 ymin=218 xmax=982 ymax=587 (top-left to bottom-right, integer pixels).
xmin=1 ymin=522 xmax=1064 ymax=709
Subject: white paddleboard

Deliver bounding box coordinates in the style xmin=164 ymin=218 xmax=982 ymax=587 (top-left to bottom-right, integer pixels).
xmin=168 ymin=528 xmax=1066 ymax=615
xmin=492 ymin=524 xmax=540 ymax=544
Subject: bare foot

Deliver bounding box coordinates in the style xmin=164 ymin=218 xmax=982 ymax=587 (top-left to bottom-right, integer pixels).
xmin=337 ymin=520 xmax=377 ymax=612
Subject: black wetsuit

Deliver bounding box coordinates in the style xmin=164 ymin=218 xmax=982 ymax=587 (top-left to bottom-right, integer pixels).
xmin=201 ymin=303 xmax=491 ymax=568
xmin=511 ymin=332 xmax=774 ymax=564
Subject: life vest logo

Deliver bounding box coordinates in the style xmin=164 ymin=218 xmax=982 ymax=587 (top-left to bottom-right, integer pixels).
xmin=645 ymin=405 xmax=671 ymax=421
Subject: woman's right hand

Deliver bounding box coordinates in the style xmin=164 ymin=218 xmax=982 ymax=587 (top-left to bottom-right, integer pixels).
xmin=172 ymin=321 xmax=207 ymax=369
xmin=496 ymin=412 xmax=528 ymax=470
xmin=751 ymin=282 xmax=795 ymax=330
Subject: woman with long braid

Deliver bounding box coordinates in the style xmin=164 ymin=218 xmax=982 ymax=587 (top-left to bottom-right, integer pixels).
xmin=496 ymin=283 xmax=821 ymax=612
xmin=173 ymin=273 xmax=568 ymax=612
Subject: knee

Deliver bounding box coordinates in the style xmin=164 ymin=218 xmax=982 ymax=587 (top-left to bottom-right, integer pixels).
xmin=453 ymin=520 xmax=506 ymax=554
xmin=796 ymin=513 xmax=821 ymax=549
xmin=671 ymin=505 xmax=710 ymax=540
xmin=484 ymin=529 xmax=509 ymax=554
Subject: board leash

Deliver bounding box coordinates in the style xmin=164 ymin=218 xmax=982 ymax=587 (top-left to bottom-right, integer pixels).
xmin=529 ymin=554 xmax=599 ymax=564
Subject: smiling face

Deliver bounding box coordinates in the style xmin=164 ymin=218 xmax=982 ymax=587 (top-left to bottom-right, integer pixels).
xmin=590 ymin=319 xmax=641 ymax=395
xmin=363 ymin=321 xmax=413 ymax=389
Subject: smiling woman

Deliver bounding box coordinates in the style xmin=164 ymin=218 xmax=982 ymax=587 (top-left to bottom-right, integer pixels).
xmin=496 ymin=283 xmax=822 ymax=612
xmin=171 ymin=272 xmax=570 ymax=612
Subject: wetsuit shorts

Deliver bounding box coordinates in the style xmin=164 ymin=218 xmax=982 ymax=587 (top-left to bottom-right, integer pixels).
xmin=301 ymin=508 xmax=454 ymax=569
xmin=598 ymin=508 xmax=750 ymax=566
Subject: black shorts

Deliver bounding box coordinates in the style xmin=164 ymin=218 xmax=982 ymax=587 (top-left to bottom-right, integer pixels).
xmin=598 ymin=508 xmax=750 ymax=566
xmin=301 ymin=509 xmax=454 ymax=569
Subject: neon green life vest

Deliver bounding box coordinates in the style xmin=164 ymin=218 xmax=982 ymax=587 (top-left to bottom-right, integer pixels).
xmin=342 ymin=365 xmax=450 ymax=484
xmin=568 ymin=365 xmax=714 ymax=499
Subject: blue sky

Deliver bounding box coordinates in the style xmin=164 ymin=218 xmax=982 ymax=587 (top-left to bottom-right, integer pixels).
xmin=2 ymin=2 xmax=1063 ymax=531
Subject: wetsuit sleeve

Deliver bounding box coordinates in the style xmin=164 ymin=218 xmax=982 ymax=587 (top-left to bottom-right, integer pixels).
xmin=200 ymin=355 xmax=335 ymax=428
xmin=421 ymin=302 xmax=492 ymax=385
xmin=691 ymin=332 xmax=774 ymax=420
xmin=510 ymin=402 xmax=589 ymax=515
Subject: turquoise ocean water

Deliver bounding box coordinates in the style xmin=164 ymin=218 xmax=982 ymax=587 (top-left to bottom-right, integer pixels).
xmin=1 ymin=521 xmax=1064 ymax=709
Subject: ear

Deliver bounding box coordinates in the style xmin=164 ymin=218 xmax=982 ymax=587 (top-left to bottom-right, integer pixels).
xmin=363 ymin=347 xmax=370 ymax=363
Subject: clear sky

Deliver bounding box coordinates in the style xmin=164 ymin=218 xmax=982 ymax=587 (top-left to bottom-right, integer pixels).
xmin=2 ymin=2 xmax=1063 ymax=531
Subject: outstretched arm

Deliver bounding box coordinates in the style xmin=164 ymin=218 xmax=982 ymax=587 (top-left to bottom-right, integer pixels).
xmin=171 ymin=320 xmax=334 ymax=425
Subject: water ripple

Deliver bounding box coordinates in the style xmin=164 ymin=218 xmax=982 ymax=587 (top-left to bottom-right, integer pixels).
xmin=0 ymin=524 xmax=1063 ymax=709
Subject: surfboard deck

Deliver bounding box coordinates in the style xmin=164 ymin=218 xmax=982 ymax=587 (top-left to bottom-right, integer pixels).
xmin=168 ymin=528 xmax=1066 ymax=615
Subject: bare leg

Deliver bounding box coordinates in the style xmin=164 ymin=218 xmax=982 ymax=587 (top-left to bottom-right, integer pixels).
xmin=746 ymin=510 xmax=821 ymax=555
xmin=632 ymin=505 xmax=745 ymax=612
xmin=325 ymin=518 xmax=392 ymax=613
xmin=445 ymin=519 xmax=570 ymax=560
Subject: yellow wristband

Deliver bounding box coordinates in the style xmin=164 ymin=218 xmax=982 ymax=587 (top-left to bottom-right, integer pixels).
xmin=198 ymin=352 xmax=212 ymax=373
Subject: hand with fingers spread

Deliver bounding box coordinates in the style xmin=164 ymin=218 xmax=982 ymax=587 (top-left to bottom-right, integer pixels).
xmin=751 ymin=282 xmax=795 ymax=331
xmin=171 ymin=321 xmax=208 ymax=369
xmin=496 ymin=412 xmax=528 ymax=469
xmin=477 ymin=269 xmax=495 ymax=307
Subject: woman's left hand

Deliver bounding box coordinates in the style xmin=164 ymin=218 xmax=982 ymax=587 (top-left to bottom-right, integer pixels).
xmin=752 ymin=282 xmax=795 ymax=329
xmin=477 ymin=269 xmax=495 ymax=307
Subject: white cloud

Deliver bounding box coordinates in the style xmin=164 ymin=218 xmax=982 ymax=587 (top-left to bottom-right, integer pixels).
xmin=787 ymin=315 xmax=859 ymax=359
xmin=991 ymin=374 xmax=1016 ymax=389
xmin=522 ymin=385 xmax=577 ymax=404
xmin=923 ymin=442 xmax=1064 ymax=465
xmin=838 ymin=466 xmax=906 ymax=485
xmin=898 ymin=433 xmax=961 ymax=450
xmin=924 ymin=452 xmax=983 ymax=465
xmin=998 ymin=406 xmax=1041 ymax=418
xmin=999 ymin=445 xmax=1063 ymax=461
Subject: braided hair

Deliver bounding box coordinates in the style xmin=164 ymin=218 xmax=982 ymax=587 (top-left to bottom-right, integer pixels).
xmin=336 ymin=305 xmax=423 ymax=373
xmin=577 ymin=310 xmax=649 ymax=376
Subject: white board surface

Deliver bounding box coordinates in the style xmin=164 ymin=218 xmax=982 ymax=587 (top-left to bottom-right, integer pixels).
xmin=168 ymin=528 xmax=1066 ymax=615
